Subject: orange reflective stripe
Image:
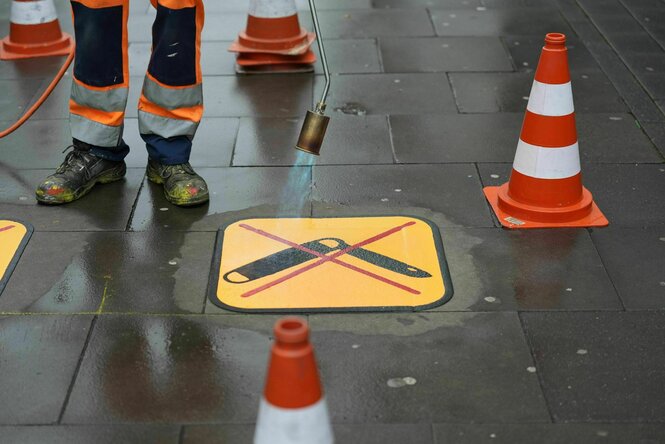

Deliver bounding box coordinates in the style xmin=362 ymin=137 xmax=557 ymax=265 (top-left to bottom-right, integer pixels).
xmin=156 ymin=0 xmax=198 ymax=9
xmin=138 ymin=95 xmax=203 ymax=122
xmin=69 ymin=99 xmax=124 ymax=126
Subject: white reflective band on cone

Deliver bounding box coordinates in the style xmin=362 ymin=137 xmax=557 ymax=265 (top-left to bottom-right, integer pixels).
xmin=513 ymin=139 xmax=581 ymax=179
xmin=526 ymin=80 xmax=575 ymax=117
xmin=254 ymin=398 xmax=334 ymax=444
xmin=249 ymin=0 xmax=297 ymax=18
xmin=10 ymin=0 xmax=58 ymax=25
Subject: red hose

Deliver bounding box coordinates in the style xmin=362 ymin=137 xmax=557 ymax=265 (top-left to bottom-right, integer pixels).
xmin=0 ymin=49 xmax=75 ymax=138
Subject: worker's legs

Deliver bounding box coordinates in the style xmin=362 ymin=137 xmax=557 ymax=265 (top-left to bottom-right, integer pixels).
xmin=36 ymin=0 xmax=129 ymax=204
xmin=69 ymin=0 xmax=130 ymax=160
xmin=140 ymin=0 xmax=208 ymax=206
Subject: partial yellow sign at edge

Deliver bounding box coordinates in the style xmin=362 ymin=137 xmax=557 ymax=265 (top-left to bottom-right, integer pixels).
xmin=0 ymin=220 xmax=33 ymax=295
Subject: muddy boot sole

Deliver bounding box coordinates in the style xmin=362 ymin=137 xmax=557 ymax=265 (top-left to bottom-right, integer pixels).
xmin=36 ymin=163 xmax=127 ymax=205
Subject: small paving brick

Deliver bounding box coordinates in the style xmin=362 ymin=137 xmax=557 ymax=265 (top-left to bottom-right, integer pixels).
xmin=200 ymin=76 xmax=313 ymax=118
xmin=129 ymin=167 xmax=312 ymax=231
xmin=309 ymin=313 xmax=550 ymax=423
xmin=317 ymin=9 xmax=435 ymax=38
xmin=522 ymin=311 xmax=665 ymax=422
xmin=638 ymin=72 xmax=665 ymax=99
xmin=0 ymin=232 xmax=104 ymax=313
xmin=62 ymin=315 xmax=277 ymax=423
xmin=232 ymin=115 xmax=393 ymax=166
xmin=641 ymin=121 xmax=665 ymax=156
xmin=380 ymin=37 xmax=513 ymax=73
xmin=0 ymin=169 xmax=143 ymax=231
xmin=86 ymin=232 xmax=214 ymax=314
xmin=590 ymin=227 xmax=665 ymax=310
xmin=391 ymin=113 xmax=660 ymax=164
xmin=312 ymin=164 xmax=494 ymax=227
xmin=607 ymin=32 xmax=664 ymax=55
xmin=123 ymin=117 xmax=238 ymax=168
xmin=315 ymin=74 xmax=457 ymax=116
xmin=583 ymin=164 xmax=665 ymax=227
xmin=437 ymin=227 xmax=621 ymax=311
xmin=590 ymin=15 xmax=650 ymax=36
xmin=0 ymin=315 xmax=93 ymax=424
xmin=503 ymin=35 xmax=602 ymax=72
xmin=621 ymin=52 xmax=665 ymax=75
xmin=450 ymin=72 xmax=628 ymax=113
xmin=312 ymin=39 xmax=383 ymax=74
xmin=429 ymin=8 xmax=573 ymax=37
xmin=434 ymin=424 xmax=665 ymax=444
xmin=0 ymin=426 xmax=180 ymax=444
xmin=373 ymin=0 xmax=482 ymax=8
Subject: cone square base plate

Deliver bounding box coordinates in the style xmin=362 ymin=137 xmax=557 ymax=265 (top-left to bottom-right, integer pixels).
xmin=235 ymin=63 xmax=314 ymax=75
xmin=484 ymin=186 xmax=609 ymax=229
xmin=208 ymin=216 xmax=453 ymax=313
xmin=0 ymin=219 xmax=33 ymax=296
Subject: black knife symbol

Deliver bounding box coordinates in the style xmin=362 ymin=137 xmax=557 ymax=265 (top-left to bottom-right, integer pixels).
xmin=223 ymin=237 xmax=430 ymax=283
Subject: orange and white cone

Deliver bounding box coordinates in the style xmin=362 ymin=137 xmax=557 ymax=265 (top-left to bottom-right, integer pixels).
xmin=1 ymin=0 xmax=74 ymax=60
xmin=229 ymin=0 xmax=316 ymax=72
xmin=254 ymin=317 xmax=334 ymax=444
xmin=483 ymin=33 xmax=608 ymax=229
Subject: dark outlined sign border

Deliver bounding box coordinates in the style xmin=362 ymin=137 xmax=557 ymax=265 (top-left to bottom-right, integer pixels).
xmin=207 ymin=215 xmax=454 ymax=313
xmin=0 ymin=219 xmax=34 ymax=297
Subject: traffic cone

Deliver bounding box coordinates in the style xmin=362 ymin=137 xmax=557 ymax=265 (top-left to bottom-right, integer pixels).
xmin=229 ymin=0 xmax=316 ymax=73
xmin=1 ymin=0 xmax=74 ymax=60
xmin=483 ymin=33 xmax=608 ymax=229
xmin=254 ymin=317 xmax=334 ymax=444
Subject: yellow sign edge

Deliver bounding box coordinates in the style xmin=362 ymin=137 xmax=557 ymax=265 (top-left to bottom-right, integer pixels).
xmin=0 ymin=219 xmax=34 ymax=297
xmin=207 ymin=215 xmax=454 ymax=313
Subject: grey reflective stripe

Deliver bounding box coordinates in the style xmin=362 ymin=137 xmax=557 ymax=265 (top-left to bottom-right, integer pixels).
xmin=142 ymin=76 xmax=203 ymax=110
xmin=138 ymin=110 xmax=199 ymax=139
xmin=70 ymin=82 xmax=128 ymax=113
xmin=70 ymin=113 xmax=123 ymax=148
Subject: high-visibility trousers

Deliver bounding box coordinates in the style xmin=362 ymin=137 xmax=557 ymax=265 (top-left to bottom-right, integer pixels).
xmin=69 ymin=0 xmax=204 ymax=164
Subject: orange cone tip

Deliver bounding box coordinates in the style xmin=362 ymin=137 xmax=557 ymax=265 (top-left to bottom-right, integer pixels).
xmin=254 ymin=317 xmax=333 ymax=444
xmin=483 ymin=33 xmax=608 ymax=229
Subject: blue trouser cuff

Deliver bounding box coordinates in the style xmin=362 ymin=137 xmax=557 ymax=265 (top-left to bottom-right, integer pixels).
xmin=142 ymin=134 xmax=192 ymax=165
xmin=90 ymin=139 xmax=130 ymax=162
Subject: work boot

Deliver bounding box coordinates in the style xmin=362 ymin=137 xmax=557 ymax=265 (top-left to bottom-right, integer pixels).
xmin=35 ymin=140 xmax=127 ymax=205
xmin=146 ymin=159 xmax=209 ymax=207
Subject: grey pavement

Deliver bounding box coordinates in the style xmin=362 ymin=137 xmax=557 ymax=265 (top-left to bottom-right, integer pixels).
xmin=0 ymin=0 xmax=664 ymax=443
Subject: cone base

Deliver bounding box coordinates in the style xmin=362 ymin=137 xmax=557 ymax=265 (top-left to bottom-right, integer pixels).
xmin=0 ymin=33 xmax=73 ymax=60
xmin=228 ymin=32 xmax=316 ymax=56
xmin=484 ymin=183 xmax=609 ymax=229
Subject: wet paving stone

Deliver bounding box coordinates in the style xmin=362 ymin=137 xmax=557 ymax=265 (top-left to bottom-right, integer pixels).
xmin=0 ymin=426 xmax=180 ymax=444
xmin=450 ymin=72 xmax=628 ymax=113
xmin=183 ymin=424 xmax=434 ymax=444
xmin=317 ymin=9 xmax=435 ymax=38
xmin=198 ymin=76 xmax=313 ymax=118
xmin=309 ymin=313 xmax=550 ymax=423
xmin=478 ymin=163 xmax=665 ymax=227
xmin=123 ymin=118 xmax=238 ymax=168
xmin=437 ymin=228 xmax=621 ymax=311
xmin=62 ymin=315 xmax=276 ymax=423
xmin=0 ymin=232 xmax=105 ymax=313
xmin=0 ymin=55 xmax=67 ymax=81
xmin=503 ymin=35 xmax=602 ymax=72
xmin=380 ymin=37 xmax=513 ymax=73
xmin=434 ymin=423 xmax=665 ymax=443
xmin=391 ymin=113 xmax=660 ymax=164
xmin=590 ymin=227 xmax=665 ymax=310
xmin=522 ymin=311 xmax=665 ymax=422
xmin=312 ymin=39 xmax=383 ymax=74
xmin=0 ymin=169 xmax=143 ymax=231
xmin=429 ymin=8 xmax=573 ymax=36
xmin=373 ymin=0 xmax=481 ymax=8
xmin=0 ymin=315 xmax=93 ymax=424
xmin=315 ymin=74 xmax=457 ymax=116
xmin=312 ymin=164 xmax=494 ymax=227
xmin=232 ymin=115 xmax=393 ymax=166
xmin=129 ymin=167 xmax=311 ymax=231
xmin=0 ymin=79 xmax=43 ymax=122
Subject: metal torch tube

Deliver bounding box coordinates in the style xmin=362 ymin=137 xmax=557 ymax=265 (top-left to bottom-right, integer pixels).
xmin=308 ymin=0 xmax=330 ymax=112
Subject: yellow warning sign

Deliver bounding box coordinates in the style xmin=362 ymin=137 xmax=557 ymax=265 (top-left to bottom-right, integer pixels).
xmin=209 ymin=216 xmax=452 ymax=312
xmin=0 ymin=220 xmax=32 ymax=296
